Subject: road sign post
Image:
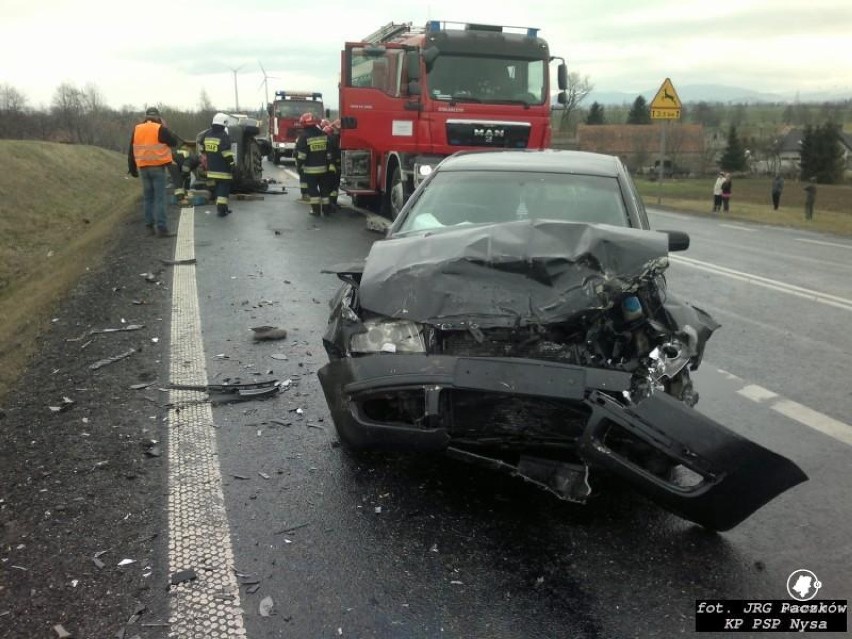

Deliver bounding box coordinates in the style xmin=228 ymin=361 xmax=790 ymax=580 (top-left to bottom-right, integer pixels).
xmin=649 ymin=78 xmax=682 ymax=204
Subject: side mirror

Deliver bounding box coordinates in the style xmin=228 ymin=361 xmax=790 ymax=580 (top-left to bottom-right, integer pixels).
xmin=557 ymin=91 xmax=568 ymax=105
xmin=407 ymin=81 xmax=422 ymax=96
xmin=266 ymin=103 xmax=273 ymax=116
xmin=660 ymin=230 xmax=690 ymax=252
xmin=325 ymin=108 xmax=331 ymax=118
xmin=405 ymin=51 xmax=421 ymax=81
xmin=557 ymin=63 xmax=568 ymax=91
xmin=422 ymin=46 xmax=440 ymax=72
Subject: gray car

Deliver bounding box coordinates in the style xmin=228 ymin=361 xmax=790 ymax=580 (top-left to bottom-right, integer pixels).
xmin=319 ymin=149 xmax=806 ymax=531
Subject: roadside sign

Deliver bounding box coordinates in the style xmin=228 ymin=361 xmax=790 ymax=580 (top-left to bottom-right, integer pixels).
xmin=650 ymin=78 xmax=682 ymax=120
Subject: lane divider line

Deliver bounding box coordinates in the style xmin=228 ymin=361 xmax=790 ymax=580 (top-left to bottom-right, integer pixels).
xmin=795 ymin=238 xmax=852 ymax=250
xmin=166 ymin=209 xmax=247 ymax=636
xmin=729 ymin=379 xmax=852 ymax=448
xmin=736 ymin=384 xmax=779 ymax=403
xmin=719 ymin=223 xmax=757 ymax=232
xmin=670 ymin=255 xmax=852 ymax=313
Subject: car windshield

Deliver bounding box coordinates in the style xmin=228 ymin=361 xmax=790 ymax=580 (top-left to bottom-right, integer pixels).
xmin=274 ymin=101 xmax=323 ymax=118
xmin=397 ymin=171 xmax=630 ymax=233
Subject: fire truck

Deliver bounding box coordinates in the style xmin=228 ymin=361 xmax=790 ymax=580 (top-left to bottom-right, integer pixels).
xmin=266 ymin=90 xmax=325 ymax=164
xmin=338 ymin=20 xmax=568 ymax=218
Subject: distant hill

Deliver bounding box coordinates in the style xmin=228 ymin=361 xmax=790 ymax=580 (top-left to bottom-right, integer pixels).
xmin=583 ymin=84 xmax=851 ymax=105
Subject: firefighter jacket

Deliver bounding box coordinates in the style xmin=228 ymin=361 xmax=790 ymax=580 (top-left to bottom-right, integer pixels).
xmin=327 ymin=131 xmax=341 ymax=171
xmin=295 ymin=126 xmax=330 ymax=175
xmin=128 ymin=120 xmax=178 ymax=174
xmin=199 ymin=125 xmax=234 ymax=180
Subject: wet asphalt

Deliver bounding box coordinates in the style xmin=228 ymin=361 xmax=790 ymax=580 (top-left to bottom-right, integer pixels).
xmin=189 ymin=162 xmax=851 ymax=638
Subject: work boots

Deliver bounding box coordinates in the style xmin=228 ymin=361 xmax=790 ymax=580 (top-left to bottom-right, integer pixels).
xmin=310 ymin=204 xmax=321 ymax=216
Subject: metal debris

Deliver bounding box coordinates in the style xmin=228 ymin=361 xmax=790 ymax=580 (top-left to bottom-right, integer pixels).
xmin=117 ymin=558 xmax=136 ymax=567
xmin=160 ymin=258 xmax=197 ymax=266
xmin=88 ymin=325 xmax=144 ymax=335
xmin=90 ymin=349 xmax=136 ymax=371
xmin=269 ymin=354 xmax=288 ymax=360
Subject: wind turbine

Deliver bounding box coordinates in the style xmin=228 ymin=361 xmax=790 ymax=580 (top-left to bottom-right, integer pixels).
xmin=258 ymin=61 xmax=279 ymax=108
xmin=228 ymin=64 xmax=245 ymax=112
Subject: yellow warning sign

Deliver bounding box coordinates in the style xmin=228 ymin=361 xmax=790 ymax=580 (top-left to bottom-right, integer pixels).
xmin=650 ymin=78 xmax=682 ymax=120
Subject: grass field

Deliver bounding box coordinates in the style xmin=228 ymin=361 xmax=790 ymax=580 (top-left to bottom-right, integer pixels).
xmin=635 ymin=176 xmax=852 ymax=235
xmin=0 ymin=140 xmax=139 ymax=399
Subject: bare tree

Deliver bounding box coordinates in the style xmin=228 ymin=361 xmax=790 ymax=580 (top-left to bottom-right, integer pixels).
xmin=558 ymin=72 xmax=593 ymax=133
xmin=52 ymin=82 xmax=84 ymax=142
xmin=0 ymin=84 xmax=29 ymax=138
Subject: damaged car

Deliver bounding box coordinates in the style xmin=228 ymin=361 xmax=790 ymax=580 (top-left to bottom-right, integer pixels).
xmin=319 ymin=150 xmax=806 ymax=531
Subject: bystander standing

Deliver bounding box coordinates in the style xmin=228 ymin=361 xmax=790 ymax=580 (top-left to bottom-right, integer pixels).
xmin=771 ymin=174 xmax=784 ymax=210
xmin=128 ymin=106 xmax=179 ymax=236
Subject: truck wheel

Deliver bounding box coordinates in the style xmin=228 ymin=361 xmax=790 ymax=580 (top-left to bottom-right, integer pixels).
xmin=382 ymin=165 xmax=408 ymax=220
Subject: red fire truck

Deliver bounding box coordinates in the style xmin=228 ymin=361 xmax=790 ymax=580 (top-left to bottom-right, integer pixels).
xmin=338 ymin=20 xmax=568 ymax=218
xmin=266 ymin=90 xmax=325 ymax=164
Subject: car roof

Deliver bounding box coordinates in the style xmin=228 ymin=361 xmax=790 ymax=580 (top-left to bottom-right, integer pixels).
xmin=436 ymin=149 xmax=623 ymax=178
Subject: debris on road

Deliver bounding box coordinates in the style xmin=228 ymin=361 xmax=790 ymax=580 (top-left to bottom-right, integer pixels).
xmin=48 ymin=397 xmax=76 ymax=413
xmin=170 ymin=570 xmax=198 ymax=586
xmin=259 ymin=596 xmax=274 ymax=617
xmin=269 ymin=354 xmax=288 ymax=360
xmin=168 ymin=380 xmax=281 ymax=405
xmin=117 ymin=559 xmax=136 ymax=567
xmin=53 ymin=624 xmax=72 ymax=638
xmin=252 ymin=326 xmax=289 ymax=341
xmin=90 ymin=349 xmax=136 ymax=371
xmin=159 ymin=258 xmax=197 ymax=266
xmin=88 ymin=325 xmax=144 ymax=335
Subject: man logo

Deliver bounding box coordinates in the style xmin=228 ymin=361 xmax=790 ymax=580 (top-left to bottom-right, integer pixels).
xmin=473 ymin=128 xmax=505 ymax=143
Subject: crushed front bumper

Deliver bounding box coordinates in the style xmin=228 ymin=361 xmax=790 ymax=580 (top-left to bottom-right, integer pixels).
xmin=318 ymin=354 xmax=807 ymax=530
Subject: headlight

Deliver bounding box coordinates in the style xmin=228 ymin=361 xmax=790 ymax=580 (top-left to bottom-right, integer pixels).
xmin=417 ymin=164 xmax=433 ymax=177
xmin=350 ymin=320 xmax=425 ymax=354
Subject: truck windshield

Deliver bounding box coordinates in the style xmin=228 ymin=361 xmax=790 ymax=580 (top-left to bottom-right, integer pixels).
xmin=426 ymin=55 xmax=546 ymax=105
xmin=274 ymin=101 xmax=323 ymax=118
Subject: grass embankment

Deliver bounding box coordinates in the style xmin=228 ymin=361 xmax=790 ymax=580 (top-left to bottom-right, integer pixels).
xmin=0 ymin=140 xmax=139 ymax=400
xmin=635 ymin=176 xmax=852 ymax=235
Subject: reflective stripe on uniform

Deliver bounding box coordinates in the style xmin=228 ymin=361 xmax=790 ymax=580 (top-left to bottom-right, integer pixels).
xmin=216 ymin=196 xmax=229 ymax=205
xmin=207 ymin=171 xmax=232 ymax=180
xmin=303 ymin=166 xmax=327 ymax=175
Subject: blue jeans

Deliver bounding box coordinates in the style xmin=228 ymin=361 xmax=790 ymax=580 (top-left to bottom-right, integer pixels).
xmin=140 ymin=166 xmax=168 ymax=231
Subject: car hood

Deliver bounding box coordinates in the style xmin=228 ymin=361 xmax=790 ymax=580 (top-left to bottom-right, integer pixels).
xmin=358 ymin=220 xmax=670 ymax=328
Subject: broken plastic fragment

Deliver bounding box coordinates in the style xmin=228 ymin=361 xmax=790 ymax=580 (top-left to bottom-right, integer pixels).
xmin=259 ymin=596 xmax=274 ymax=617
xmin=118 ymin=558 xmax=136 ymax=567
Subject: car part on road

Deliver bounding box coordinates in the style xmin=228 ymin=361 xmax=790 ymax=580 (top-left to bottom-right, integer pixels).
xmin=168 ymin=380 xmax=281 ymax=405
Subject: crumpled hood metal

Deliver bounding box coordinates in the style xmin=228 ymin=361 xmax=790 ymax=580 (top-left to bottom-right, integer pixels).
xmin=358 ymin=220 xmax=670 ymax=328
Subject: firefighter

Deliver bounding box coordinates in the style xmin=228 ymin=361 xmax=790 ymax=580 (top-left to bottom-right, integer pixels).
xmin=171 ymin=143 xmax=198 ymax=205
xmin=199 ymin=113 xmax=235 ymax=217
xmin=323 ymin=123 xmax=341 ymax=212
xmin=295 ymin=112 xmax=331 ymax=216
xmin=294 ymin=120 xmax=309 ymax=201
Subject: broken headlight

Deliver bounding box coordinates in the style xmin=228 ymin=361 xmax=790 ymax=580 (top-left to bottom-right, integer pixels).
xmin=350 ymin=320 xmax=426 ymax=354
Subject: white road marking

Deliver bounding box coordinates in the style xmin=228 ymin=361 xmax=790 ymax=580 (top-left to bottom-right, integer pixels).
xmin=728 ymin=376 xmax=852 ymax=447
xmin=795 ymin=237 xmax=852 ymax=250
xmin=771 ymin=400 xmax=852 ymax=447
xmin=166 ymin=210 xmax=247 ymax=636
xmin=737 ymin=384 xmax=779 ymax=403
xmin=671 ymin=255 xmax=852 ymax=313
xmin=719 ymin=223 xmax=756 ymax=232
xmin=717 ymin=368 xmax=743 ymax=382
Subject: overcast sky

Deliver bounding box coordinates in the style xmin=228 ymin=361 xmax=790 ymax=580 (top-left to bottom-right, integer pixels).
xmin=2 ymin=0 xmax=851 ymax=112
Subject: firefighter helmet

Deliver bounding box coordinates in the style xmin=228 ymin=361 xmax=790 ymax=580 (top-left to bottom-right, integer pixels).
xmin=212 ymin=112 xmax=229 ymax=127
xmin=299 ymin=112 xmax=317 ymax=127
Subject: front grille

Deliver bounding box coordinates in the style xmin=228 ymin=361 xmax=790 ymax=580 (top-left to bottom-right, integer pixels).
xmin=449 ymin=390 xmax=589 ymax=441
xmin=446 ymin=121 xmax=531 ymax=148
